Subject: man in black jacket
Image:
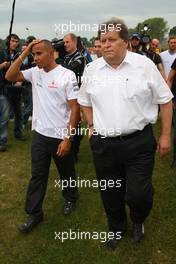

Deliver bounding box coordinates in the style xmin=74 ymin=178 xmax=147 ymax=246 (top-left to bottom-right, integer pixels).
xmin=63 ymin=33 xmax=85 ymax=87
xmin=0 ymin=34 xmax=26 ymax=151
xmin=0 ymin=53 xmax=10 ymax=151
xmin=62 ymin=33 xmax=86 ymax=161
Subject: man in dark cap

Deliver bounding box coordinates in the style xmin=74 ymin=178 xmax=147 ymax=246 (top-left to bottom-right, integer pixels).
xmin=130 ymin=33 xmax=144 ymax=55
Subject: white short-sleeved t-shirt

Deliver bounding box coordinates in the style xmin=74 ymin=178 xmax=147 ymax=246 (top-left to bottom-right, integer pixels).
xmin=160 ymin=50 xmax=176 ymax=78
xmin=22 ymin=65 xmax=79 ymax=139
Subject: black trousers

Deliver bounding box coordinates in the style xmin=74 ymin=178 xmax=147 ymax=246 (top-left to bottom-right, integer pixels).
xmin=90 ymin=125 xmax=157 ymax=233
xmin=22 ymin=83 xmax=33 ymax=125
xmin=72 ymin=122 xmax=83 ymax=160
xmin=5 ymin=85 xmax=24 ymax=137
xmin=25 ymin=131 xmax=78 ymax=217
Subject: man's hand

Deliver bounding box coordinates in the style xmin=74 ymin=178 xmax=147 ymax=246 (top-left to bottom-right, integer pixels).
xmin=23 ymin=39 xmax=41 ymax=57
xmin=56 ymin=138 xmax=72 ymax=157
xmin=1 ymin=61 xmax=10 ymax=69
xmin=14 ymin=81 xmax=23 ymax=87
xmin=157 ymin=135 xmax=171 ymax=157
xmin=5 ymin=39 xmax=42 ymax=83
xmin=88 ymin=126 xmax=94 ymax=139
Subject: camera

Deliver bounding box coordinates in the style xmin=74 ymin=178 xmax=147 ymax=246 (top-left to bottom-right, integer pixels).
xmin=52 ymin=36 xmax=84 ymax=60
xmin=52 ymin=38 xmax=66 ymax=60
xmin=140 ymin=24 xmax=151 ymax=52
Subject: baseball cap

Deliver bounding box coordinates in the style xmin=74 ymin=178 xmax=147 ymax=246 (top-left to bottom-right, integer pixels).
xmin=25 ymin=36 xmax=36 ymax=44
xmin=130 ymin=33 xmax=141 ymax=40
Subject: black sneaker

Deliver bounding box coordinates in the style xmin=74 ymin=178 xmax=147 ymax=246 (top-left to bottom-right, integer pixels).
xmin=0 ymin=144 xmax=7 ymax=152
xmin=132 ymin=223 xmax=144 ymax=243
xmin=171 ymin=159 xmax=176 ymax=169
xmin=63 ymin=201 xmax=76 ymax=215
xmin=106 ymin=232 xmax=124 ymax=250
xmin=15 ymin=134 xmax=27 ymax=141
xmin=18 ymin=215 xmax=43 ymax=233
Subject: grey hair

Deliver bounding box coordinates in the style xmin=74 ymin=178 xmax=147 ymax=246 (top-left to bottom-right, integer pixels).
xmin=98 ymin=17 xmax=129 ymax=42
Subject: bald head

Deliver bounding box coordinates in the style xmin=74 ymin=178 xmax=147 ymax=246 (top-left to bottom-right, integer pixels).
xmin=64 ymin=33 xmax=77 ymax=54
xmin=151 ymin=38 xmax=160 ymax=45
xmin=64 ymin=33 xmax=77 ymax=43
xmin=150 ymin=38 xmax=160 ymax=52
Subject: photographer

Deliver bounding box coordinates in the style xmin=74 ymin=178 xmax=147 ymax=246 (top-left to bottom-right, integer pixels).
xmin=62 ymin=33 xmax=85 ymax=87
xmin=130 ymin=33 xmax=144 ymax=55
xmin=62 ymin=33 xmax=86 ymax=161
xmin=0 ymin=34 xmax=26 ymax=151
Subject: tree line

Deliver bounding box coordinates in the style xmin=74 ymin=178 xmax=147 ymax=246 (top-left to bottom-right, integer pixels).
xmin=0 ymin=17 xmax=176 ymax=49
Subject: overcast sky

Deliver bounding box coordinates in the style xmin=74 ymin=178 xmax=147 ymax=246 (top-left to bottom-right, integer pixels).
xmin=0 ymin=0 xmax=176 ymax=40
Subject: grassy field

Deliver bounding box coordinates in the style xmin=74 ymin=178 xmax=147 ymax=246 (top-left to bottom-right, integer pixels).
xmin=0 ymin=122 xmax=176 ymax=264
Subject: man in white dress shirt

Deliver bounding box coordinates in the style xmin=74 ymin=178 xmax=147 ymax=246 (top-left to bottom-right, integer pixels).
xmin=6 ymin=39 xmax=80 ymax=233
xmin=78 ymin=18 xmax=173 ymax=250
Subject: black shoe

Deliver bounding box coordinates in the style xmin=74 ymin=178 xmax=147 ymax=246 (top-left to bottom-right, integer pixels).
xmin=106 ymin=232 xmax=123 ymax=251
xmin=63 ymin=201 xmax=76 ymax=215
xmin=171 ymin=159 xmax=176 ymax=169
xmin=0 ymin=144 xmax=7 ymax=152
xmin=132 ymin=223 xmax=144 ymax=243
xmin=18 ymin=215 xmax=43 ymax=233
xmin=74 ymin=155 xmax=78 ymax=163
xmin=15 ymin=135 xmax=27 ymax=141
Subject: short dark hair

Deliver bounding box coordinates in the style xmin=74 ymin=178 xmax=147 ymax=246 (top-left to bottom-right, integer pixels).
xmin=6 ymin=33 xmax=20 ymax=47
xmin=26 ymin=35 xmax=36 ymax=45
xmin=98 ymin=17 xmax=129 ymax=42
xmin=7 ymin=33 xmax=19 ymax=40
xmin=168 ymin=36 xmax=176 ymax=42
xmin=95 ymin=37 xmax=100 ymax=41
xmin=40 ymin=39 xmax=54 ymax=51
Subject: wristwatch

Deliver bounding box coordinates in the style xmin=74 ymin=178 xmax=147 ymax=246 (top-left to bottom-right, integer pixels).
xmin=64 ymin=134 xmax=72 ymax=141
xmin=88 ymin=123 xmax=94 ymax=128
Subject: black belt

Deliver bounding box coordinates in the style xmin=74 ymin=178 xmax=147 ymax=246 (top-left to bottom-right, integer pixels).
xmin=99 ymin=124 xmax=151 ymax=140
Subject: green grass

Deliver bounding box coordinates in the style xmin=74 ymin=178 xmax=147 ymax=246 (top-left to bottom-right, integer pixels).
xmin=0 ymin=122 xmax=176 ymax=264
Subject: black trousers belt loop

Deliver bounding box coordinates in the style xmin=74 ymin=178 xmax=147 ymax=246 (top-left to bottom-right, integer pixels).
xmin=101 ymin=124 xmax=151 ymax=140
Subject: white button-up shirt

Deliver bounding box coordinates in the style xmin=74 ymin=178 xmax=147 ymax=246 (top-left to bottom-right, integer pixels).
xmin=78 ymin=51 xmax=173 ymax=137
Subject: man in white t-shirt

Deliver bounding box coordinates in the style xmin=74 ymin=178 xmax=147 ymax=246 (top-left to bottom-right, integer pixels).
xmin=6 ymin=39 xmax=80 ymax=233
xmin=160 ymin=36 xmax=176 ymax=78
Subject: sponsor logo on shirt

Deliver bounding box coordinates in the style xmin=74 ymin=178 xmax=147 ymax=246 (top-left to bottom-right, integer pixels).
xmin=36 ymin=82 xmax=42 ymax=87
xmin=72 ymin=81 xmax=79 ymax=91
xmin=48 ymin=81 xmax=59 ymax=89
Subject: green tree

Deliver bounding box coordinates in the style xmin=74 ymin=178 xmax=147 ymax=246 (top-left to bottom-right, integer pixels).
xmin=169 ymin=26 xmax=176 ymax=36
xmin=132 ymin=17 xmax=168 ymax=41
xmin=81 ymin=37 xmax=91 ymax=47
xmin=89 ymin=36 xmax=96 ymax=47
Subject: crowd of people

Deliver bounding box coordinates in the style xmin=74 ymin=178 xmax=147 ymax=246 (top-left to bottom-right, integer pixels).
xmin=0 ymin=17 xmax=176 ymax=250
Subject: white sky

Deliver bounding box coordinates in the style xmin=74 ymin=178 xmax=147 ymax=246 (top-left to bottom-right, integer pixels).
xmin=0 ymin=0 xmax=175 ymax=40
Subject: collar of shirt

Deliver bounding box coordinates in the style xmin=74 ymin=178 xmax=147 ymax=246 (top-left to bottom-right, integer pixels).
xmin=97 ymin=50 xmax=132 ymax=70
xmin=65 ymin=49 xmax=78 ymax=60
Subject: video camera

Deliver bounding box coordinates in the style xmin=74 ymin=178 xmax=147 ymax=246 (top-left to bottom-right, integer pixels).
xmin=140 ymin=24 xmax=151 ymax=52
xmin=51 ymin=36 xmax=84 ymax=60
xmin=52 ymin=38 xmax=66 ymax=59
